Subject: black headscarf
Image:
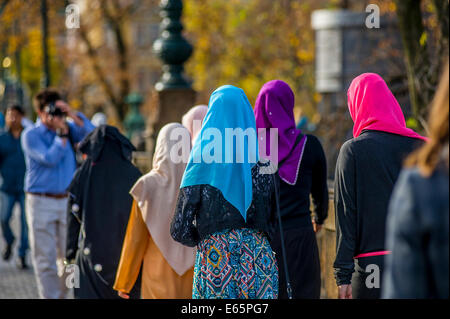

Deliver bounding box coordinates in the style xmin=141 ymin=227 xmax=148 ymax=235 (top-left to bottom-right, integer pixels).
xmin=66 ymin=125 xmax=142 ymax=299
xmin=78 ymin=125 xmax=136 ymax=162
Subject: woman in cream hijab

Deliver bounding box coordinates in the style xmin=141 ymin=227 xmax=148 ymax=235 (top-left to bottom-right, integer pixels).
xmin=114 ymin=123 xmax=194 ymax=299
xmin=182 ymin=104 xmax=208 ymax=145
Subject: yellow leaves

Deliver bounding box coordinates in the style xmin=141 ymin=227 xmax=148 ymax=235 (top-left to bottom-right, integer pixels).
xmin=428 ymin=17 xmax=438 ymax=29
xmin=289 ymin=34 xmax=300 ymax=48
xmin=313 ymin=92 xmax=322 ymax=104
xmin=256 ymin=11 xmax=269 ymax=24
xmin=388 ymin=2 xmax=396 ymax=12
xmin=27 ymin=28 xmax=43 ymax=68
xmin=236 ymin=8 xmax=248 ymax=26
xmin=8 ymin=35 xmax=20 ymax=53
xmin=88 ymin=27 xmax=104 ymax=49
xmin=197 ymin=37 xmax=210 ymax=51
xmin=69 ymin=98 xmax=82 ymax=111
xmin=420 ymin=32 xmax=427 ymax=47
xmin=1 ymin=3 xmax=16 ymax=25
xmin=108 ymin=115 xmax=121 ymax=129
xmin=291 ymin=2 xmax=302 ymax=11
xmin=424 ymin=1 xmax=435 ymax=14
xmin=312 ymin=113 xmax=321 ymax=123
xmin=328 ymin=0 xmax=342 ymax=9
xmin=295 ymin=67 xmax=304 ymax=77
xmin=297 ymin=50 xmax=314 ymax=63
xmin=406 ymin=117 xmax=419 ymax=130
xmin=184 ymin=0 xmax=324 ymax=119
xmin=240 ymin=75 xmax=261 ymax=106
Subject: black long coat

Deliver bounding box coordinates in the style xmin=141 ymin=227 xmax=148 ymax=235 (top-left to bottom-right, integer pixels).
xmin=66 ymin=125 xmax=142 ymax=299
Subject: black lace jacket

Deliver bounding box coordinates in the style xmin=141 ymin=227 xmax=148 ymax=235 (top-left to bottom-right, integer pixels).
xmin=170 ymin=161 xmax=279 ymax=247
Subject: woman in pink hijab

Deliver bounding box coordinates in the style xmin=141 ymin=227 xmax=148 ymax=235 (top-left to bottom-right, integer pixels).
xmin=334 ymin=73 xmax=427 ymax=300
xmin=182 ymin=105 xmax=208 ymax=145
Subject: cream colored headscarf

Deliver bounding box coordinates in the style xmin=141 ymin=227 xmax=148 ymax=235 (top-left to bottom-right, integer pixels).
xmin=182 ymin=104 xmax=208 ymax=145
xmin=129 ymin=123 xmax=194 ymax=276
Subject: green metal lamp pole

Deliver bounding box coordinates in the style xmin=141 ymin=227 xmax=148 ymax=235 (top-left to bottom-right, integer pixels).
xmin=124 ymin=93 xmax=146 ymax=141
xmin=152 ymin=0 xmax=193 ymax=91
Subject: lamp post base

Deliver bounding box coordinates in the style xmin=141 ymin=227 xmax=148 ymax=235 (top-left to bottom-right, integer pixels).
xmin=146 ymin=87 xmax=196 ymax=156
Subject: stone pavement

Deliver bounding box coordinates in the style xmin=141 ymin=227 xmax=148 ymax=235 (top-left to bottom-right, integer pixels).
xmin=0 ymin=204 xmax=39 ymax=299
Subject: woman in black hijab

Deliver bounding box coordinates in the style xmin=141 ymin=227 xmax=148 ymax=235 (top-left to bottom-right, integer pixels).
xmin=65 ymin=125 xmax=142 ymax=299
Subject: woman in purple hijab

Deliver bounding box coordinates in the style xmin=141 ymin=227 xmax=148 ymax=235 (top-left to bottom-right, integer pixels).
xmin=255 ymin=80 xmax=328 ymax=299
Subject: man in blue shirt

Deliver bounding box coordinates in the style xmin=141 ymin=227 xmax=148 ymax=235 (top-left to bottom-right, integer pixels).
xmin=0 ymin=105 xmax=30 ymax=269
xmin=22 ymin=89 xmax=94 ymax=299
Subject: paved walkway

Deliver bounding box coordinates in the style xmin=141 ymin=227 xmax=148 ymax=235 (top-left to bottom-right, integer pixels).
xmin=0 ymin=204 xmax=39 ymax=299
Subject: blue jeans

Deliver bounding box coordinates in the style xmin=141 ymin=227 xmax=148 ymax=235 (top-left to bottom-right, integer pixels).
xmin=0 ymin=191 xmax=28 ymax=257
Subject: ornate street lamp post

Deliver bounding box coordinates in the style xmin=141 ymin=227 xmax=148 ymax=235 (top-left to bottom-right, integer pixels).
xmin=147 ymin=0 xmax=196 ymax=156
xmin=153 ymin=0 xmax=193 ymax=91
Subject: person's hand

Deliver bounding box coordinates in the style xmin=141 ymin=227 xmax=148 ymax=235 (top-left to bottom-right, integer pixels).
xmin=56 ymin=100 xmax=84 ymax=127
xmin=50 ymin=115 xmax=69 ymax=135
xmin=312 ymin=220 xmax=323 ymax=233
xmin=338 ymin=284 xmax=352 ymax=299
xmin=55 ymin=100 xmax=74 ymax=118
xmin=49 ymin=115 xmax=68 ymax=146
xmin=118 ymin=291 xmax=129 ymax=299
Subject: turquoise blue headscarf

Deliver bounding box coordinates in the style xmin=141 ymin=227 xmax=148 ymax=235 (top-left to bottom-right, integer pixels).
xmin=180 ymin=85 xmax=259 ymax=221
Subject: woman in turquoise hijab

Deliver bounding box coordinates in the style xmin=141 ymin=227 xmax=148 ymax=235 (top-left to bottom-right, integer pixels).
xmin=171 ymin=85 xmax=279 ymax=299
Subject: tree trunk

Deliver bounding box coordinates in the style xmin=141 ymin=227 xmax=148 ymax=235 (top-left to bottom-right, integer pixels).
xmin=395 ymin=0 xmax=427 ymax=119
xmin=100 ymin=0 xmax=130 ymax=121
xmin=77 ymin=1 xmax=131 ymax=124
xmin=433 ymin=0 xmax=449 ymax=58
xmin=78 ymin=25 xmax=121 ymax=123
xmin=395 ymin=0 xmax=449 ymax=129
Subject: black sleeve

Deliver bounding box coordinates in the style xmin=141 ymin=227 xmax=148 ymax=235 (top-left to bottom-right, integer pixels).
xmin=66 ymin=167 xmax=84 ymax=261
xmin=170 ymin=186 xmax=201 ymax=247
xmin=333 ymin=142 xmax=357 ymax=286
xmin=309 ymin=136 xmax=329 ymax=225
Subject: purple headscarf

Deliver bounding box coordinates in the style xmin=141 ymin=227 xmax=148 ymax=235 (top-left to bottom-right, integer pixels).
xmin=254 ymin=80 xmax=307 ymax=185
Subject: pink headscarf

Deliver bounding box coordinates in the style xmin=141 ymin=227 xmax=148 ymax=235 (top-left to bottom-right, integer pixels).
xmin=182 ymin=105 xmax=208 ymax=145
xmin=348 ymin=73 xmax=428 ymax=141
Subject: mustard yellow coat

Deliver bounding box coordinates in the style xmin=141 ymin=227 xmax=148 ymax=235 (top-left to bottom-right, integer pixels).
xmin=114 ymin=201 xmax=194 ymax=299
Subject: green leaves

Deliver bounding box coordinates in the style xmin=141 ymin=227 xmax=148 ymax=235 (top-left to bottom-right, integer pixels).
xmin=406 ymin=117 xmax=419 ymax=130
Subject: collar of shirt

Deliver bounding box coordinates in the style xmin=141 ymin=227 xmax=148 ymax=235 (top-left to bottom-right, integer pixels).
xmin=36 ymin=121 xmax=57 ymax=139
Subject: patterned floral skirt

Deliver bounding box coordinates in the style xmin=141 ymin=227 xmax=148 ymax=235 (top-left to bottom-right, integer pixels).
xmin=192 ymin=228 xmax=278 ymax=299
